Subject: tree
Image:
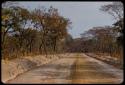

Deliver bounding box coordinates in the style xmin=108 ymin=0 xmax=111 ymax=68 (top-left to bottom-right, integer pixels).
xmin=1 ymin=5 xmax=71 ymax=59
xmin=31 ymin=6 xmax=71 ymax=56
xmin=100 ymin=2 xmax=123 ymax=60
xmin=2 ymin=1 xmax=19 ymax=49
xmin=9 ymin=6 xmax=31 ymax=55
xmin=100 ymin=2 xmax=124 ymax=46
xmin=1 ymin=8 xmax=13 ymax=48
xmin=2 ymin=4 xmax=32 ymax=58
xmin=100 ymin=2 xmax=123 ymax=21
xmin=2 ymin=1 xmax=18 ymax=8
xmin=113 ymin=19 xmax=124 ymax=46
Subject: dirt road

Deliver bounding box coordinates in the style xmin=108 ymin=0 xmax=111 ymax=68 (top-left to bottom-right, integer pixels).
xmin=6 ymin=53 xmax=123 ymax=84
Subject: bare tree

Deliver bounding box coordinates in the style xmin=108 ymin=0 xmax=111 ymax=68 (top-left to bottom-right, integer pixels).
xmin=100 ymin=2 xmax=123 ymax=21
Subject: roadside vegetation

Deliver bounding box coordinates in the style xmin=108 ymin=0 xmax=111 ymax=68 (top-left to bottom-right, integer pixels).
xmin=2 ymin=2 xmax=72 ymax=60
xmin=1 ymin=2 xmax=123 ymax=68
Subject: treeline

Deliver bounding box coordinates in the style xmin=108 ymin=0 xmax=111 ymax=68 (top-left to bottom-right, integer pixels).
xmin=67 ymin=24 xmax=123 ymax=66
xmin=1 ymin=2 xmax=72 ymax=59
xmin=66 ymin=2 xmax=123 ymax=61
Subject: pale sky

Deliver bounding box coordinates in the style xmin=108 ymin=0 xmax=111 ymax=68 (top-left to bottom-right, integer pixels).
xmin=16 ymin=1 xmax=116 ymax=38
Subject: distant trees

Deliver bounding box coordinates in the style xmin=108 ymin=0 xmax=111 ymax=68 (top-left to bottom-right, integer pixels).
xmin=65 ymin=24 xmax=123 ymax=60
xmin=2 ymin=2 xmax=71 ymax=59
xmin=81 ymin=26 xmax=114 ymax=52
xmin=78 ymin=26 xmax=123 ymax=62
xmin=79 ymin=26 xmax=123 ymax=67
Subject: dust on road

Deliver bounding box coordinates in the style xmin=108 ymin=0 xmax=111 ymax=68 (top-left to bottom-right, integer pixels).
xmin=6 ymin=53 xmax=123 ymax=84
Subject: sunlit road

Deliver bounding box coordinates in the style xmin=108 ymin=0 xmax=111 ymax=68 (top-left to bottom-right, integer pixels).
xmin=6 ymin=53 xmax=123 ymax=84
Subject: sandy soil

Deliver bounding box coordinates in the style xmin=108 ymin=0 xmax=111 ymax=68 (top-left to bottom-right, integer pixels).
xmin=1 ymin=55 xmax=59 ymax=83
